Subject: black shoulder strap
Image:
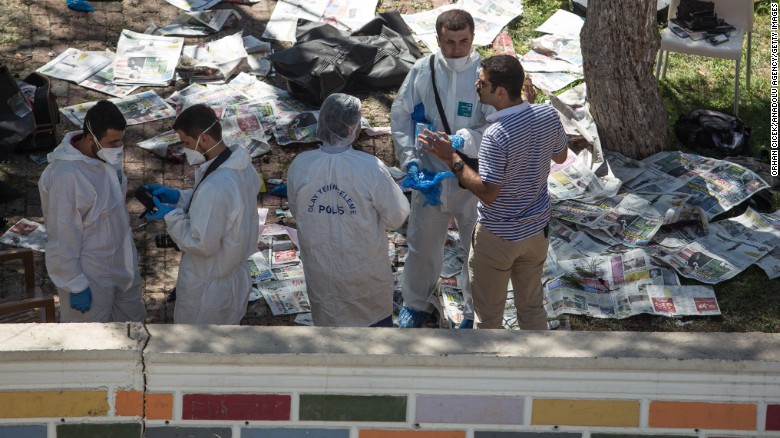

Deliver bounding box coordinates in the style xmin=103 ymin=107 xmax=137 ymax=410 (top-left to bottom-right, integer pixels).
xmin=186 ymin=147 xmax=232 ymax=213
xmin=429 ymin=55 xmax=452 ymax=135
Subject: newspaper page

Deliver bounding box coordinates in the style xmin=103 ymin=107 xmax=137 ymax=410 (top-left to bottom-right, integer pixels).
xmin=646 ymin=230 xmax=772 ymax=285
xmin=262 ymin=0 xmax=331 ymax=42
xmin=149 ymin=9 xmax=240 ymax=36
xmin=645 ymin=285 xmax=721 ymax=316
xmin=272 ymin=111 xmax=319 ymax=145
xmin=755 ymin=209 xmax=780 ymax=279
xmin=272 ymin=262 xmax=305 ymax=281
xmin=548 ymin=150 xmax=613 ymax=201
xmin=221 ymin=114 xmax=271 ymax=157
xmin=113 ymin=30 xmax=184 ymax=86
xmin=640 ymin=151 xmax=770 ymax=220
xmin=320 ymin=0 xmax=381 ymax=33
xmin=60 ymin=90 xmax=176 ymax=126
xmin=181 ymin=32 xmax=247 ymax=83
xmin=36 ymin=48 xmax=112 ymax=83
xmin=440 ymin=286 xmax=465 ymax=326
xmin=441 ymin=245 xmax=466 ymax=278
xmin=531 ymin=34 xmax=583 ymax=66
xmin=520 ymin=50 xmax=582 ymax=74
xmin=177 ymin=84 xmax=249 ymax=113
xmin=163 ymin=0 xmax=222 ymax=12
xmin=0 ymin=219 xmax=47 ymax=252
xmin=535 ymin=9 xmax=584 ymax=39
xmin=260 ymin=279 xmax=311 ymax=315
xmin=137 ymin=130 xmax=186 ymax=162
xmin=248 ymin=250 xmax=274 ymax=283
xmin=544 ymin=248 xmax=679 ymax=319
xmin=79 ymin=51 xmax=140 ymax=98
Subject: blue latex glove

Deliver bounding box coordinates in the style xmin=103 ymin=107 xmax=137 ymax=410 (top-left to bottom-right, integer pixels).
xmin=146 ymin=197 xmax=175 ymax=221
xmin=401 ymin=167 xmax=455 ymax=207
xmin=145 ymin=184 xmax=180 ymax=204
xmin=411 ymin=103 xmax=428 ymax=124
xmin=406 ymin=162 xmax=421 ymax=184
xmin=448 ymin=134 xmax=465 ymax=150
xmin=66 ymin=0 xmax=94 ymax=12
xmin=70 ymin=287 xmax=92 ymax=313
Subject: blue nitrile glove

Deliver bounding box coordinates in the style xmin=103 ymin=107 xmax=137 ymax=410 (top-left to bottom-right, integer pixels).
xmin=146 ymin=197 xmax=175 ymax=221
xmin=448 ymin=134 xmax=465 ymax=150
xmin=411 ymin=103 xmax=428 ymax=124
xmin=145 ymin=184 xmax=180 ymax=204
xmin=401 ymin=167 xmax=455 ymax=207
xmin=66 ymin=0 xmax=94 ymax=12
xmin=70 ymin=287 xmax=92 ymax=313
xmin=406 ymin=162 xmax=421 ymax=184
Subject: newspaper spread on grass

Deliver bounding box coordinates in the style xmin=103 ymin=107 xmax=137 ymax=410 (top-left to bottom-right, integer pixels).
xmin=645 ymin=285 xmax=721 ymax=316
xmin=544 ymin=248 xmax=680 ymax=319
xmin=36 ymin=48 xmax=112 ymax=84
xmin=79 ymin=51 xmax=140 ymax=98
xmin=148 ymin=9 xmax=240 ymax=36
xmin=60 ymin=90 xmax=176 ymax=126
xmin=646 ymin=208 xmax=778 ymax=284
xmin=630 ymin=151 xmax=769 ymax=220
xmin=440 ymin=286 xmax=465 ymax=326
xmin=113 ymin=30 xmax=184 ymax=86
xmin=260 ymin=278 xmax=311 ymax=315
xmin=0 ymin=219 xmax=47 ymax=252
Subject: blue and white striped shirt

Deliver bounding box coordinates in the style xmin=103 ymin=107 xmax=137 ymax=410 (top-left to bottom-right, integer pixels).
xmin=478 ymin=101 xmax=567 ymax=241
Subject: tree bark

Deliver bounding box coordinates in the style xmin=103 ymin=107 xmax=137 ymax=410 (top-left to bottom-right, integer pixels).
xmin=580 ymin=0 xmax=669 ymax=160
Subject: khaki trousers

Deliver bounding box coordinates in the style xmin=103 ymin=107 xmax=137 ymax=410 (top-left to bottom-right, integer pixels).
xmin=469 ymin=222 xmax=548 ymax=330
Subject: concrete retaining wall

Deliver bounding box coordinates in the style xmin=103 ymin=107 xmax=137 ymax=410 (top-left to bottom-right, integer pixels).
xmin=1 ymin=323 xmax=779 ymax=437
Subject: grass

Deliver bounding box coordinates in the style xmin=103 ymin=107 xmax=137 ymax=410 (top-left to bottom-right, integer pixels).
xmin=493 ymin=0 xmax=778 ymax=332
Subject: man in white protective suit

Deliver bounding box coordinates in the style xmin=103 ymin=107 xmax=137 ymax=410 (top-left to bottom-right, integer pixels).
xmin=287 ymin=93 xmax=410 ymax=327
xmin=390 ymin=9 xmax=493 ymax=328
xmin=144 ymin=104 xmax=261 ymax=324
xmin=39 ymin=100 xmax=146 ymax=322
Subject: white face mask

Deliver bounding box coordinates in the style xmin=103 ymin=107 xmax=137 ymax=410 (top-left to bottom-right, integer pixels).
xmin=185 ymin=121 xmax=220 ymax=166
xmin=87 ymin=121 xmax=124 ymax=166
xmin=97 ymin=146 xmax=124 ymax=167
xmin=445 ymin=54 xmax=471 ymax=70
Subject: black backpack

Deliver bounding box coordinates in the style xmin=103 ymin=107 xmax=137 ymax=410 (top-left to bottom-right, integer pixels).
xmin=674 ymin=109 xmax=751 ymax=158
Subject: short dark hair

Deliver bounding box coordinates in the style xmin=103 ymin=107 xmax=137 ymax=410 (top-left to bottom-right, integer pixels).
xmin=435 ymin=9 xmax=474 ymax=36
xmin=480 ymin=55 xmax=525 ymax=101
xmin=83 ymin=100 xmax=126 ymax=140
xmin=172 ymin=104 xmax=222 ymax=140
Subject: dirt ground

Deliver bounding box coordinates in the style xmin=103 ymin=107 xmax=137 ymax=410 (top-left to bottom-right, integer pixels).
xmin=0 ymin=0 xmax=451 ymax=324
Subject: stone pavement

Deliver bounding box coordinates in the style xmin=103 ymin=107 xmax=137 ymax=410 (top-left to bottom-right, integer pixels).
xmin=0 ymin=0 xmax=448 ymax=324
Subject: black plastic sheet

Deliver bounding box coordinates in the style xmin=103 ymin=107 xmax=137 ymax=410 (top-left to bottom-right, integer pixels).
xmin=269 ymin=11 xmax=423 ymax=106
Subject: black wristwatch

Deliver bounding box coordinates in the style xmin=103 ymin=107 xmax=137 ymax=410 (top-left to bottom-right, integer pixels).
xmin=451 ymin=160 xmax=465 ymax=172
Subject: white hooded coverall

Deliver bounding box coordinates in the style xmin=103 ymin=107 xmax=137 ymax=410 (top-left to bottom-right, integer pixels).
xmin=287 ymin=147 xmax=410 ymax=327
xmin=164 ymin=146 xmax=261 ymax=324
xmin=38 ymin=131 xmax=146 ymax=323
xmin=390 ymin=50 xmax=493 ymax=318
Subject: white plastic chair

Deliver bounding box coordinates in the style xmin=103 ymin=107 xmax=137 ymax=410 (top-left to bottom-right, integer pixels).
xmin=656 ymin=0 xmax=754 ymax=115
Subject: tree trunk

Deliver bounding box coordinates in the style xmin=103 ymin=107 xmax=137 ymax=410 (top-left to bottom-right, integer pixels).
xmin=580 ymin=0 xmax=669 ymax=160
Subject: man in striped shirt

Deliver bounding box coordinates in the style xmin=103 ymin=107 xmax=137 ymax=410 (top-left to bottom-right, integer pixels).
xmin=419 ymin=55 xmax=568 ymax=329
